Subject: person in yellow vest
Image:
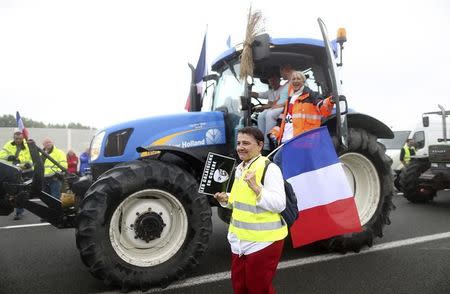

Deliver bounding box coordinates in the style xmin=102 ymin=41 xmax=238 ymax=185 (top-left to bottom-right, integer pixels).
xmin=0 ymin=131 xmax=33 ymax=220
xmin=214 ymin=127 xmax=287 ymax=293
xmin=0 ymin=131 xmax=32 ymax=168
xmin=42 ymin=138 xmax=67 ymax=200
xmin=400 ymin=138 xmax=416 ymax=166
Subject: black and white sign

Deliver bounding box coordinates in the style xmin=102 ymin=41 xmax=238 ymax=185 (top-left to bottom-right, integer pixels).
xmin=198 ymin=152 xmax=236 ymax=196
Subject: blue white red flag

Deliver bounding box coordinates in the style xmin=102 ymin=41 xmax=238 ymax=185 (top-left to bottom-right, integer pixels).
xmin=16 ymin=111 xmax=29 ymax=140
xmin=185 ymin=32 xmax=207 ymax=111
xmin=275 ymin=126 xmax=362 ymax=248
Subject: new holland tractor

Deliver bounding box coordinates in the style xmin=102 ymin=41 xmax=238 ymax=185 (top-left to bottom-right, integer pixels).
xmin=0 ymin=19 xmax=394 ymax=291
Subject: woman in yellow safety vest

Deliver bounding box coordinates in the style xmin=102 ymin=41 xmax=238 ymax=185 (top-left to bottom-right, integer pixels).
xmin=215 ymin=126 xmax=287 ymax=293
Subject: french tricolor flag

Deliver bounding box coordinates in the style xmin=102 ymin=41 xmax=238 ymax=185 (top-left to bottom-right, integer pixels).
xmin=185 ymin=32 xmax=207 ymax=111
xmin=275 ymin=127 xmax=362 ymax=248
xmin=16 ymin=111 xmax=29 ymax=140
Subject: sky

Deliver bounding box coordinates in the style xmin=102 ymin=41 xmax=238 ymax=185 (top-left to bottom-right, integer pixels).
xmin=1 ymin=0 xmax=449 ymax=131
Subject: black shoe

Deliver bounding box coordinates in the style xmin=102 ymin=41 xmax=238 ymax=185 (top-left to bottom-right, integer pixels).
xmin=13 ymin=214 xmax=23 ymax=221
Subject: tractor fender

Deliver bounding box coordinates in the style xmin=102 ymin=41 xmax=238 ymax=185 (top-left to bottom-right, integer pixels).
xmin=137 ymin=145 xmax=205 ymax=179
xmin=323 ymin=112 xmax=394 ymax=139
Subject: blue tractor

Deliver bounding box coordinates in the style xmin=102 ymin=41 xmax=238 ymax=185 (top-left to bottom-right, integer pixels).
xmin=0 ymin=19 xmax=394 ymax=291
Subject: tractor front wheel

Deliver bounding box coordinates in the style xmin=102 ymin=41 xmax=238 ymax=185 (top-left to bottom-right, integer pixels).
xmin=76 ymin=160 xmax=212 ymax=291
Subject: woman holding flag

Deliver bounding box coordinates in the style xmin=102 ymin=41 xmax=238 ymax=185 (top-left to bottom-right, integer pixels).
xmin=215 ymin=126 xmax=287 ymax=294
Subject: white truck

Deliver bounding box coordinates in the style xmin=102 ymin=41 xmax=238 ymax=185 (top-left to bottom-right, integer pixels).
xmin=379 ymin=130 xmax=411 ymax=190
xmin=399 ymin=105 xmax=450 ymax=202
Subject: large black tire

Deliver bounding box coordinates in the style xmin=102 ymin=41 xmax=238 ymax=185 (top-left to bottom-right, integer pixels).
xmin=217 ymin=206 xmax=231 ymax=224
xmin=76 ymin=160 xmax=212 ymax=291
xmin=399 ymin=159 xmax=436 ymax=203
xmin=318 ymin=128 xmax=394 ymax=252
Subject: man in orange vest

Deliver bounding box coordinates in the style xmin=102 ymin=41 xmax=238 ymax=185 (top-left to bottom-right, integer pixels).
xmin=270 ymin=71 xmax=335 ymax=145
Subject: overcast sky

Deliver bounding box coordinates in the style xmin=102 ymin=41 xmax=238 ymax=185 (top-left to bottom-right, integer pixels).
xmin=1 ymin=0 xmax=449 ymax=131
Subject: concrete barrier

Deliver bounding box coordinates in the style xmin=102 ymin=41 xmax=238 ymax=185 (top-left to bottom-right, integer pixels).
xmin=0 ymin=127 xmax=97 ymax=156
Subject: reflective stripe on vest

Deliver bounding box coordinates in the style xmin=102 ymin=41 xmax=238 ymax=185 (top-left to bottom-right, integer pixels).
xmin=291 ymin=113 xmax=322 ymax=120
xmin=231 ymin=219 xmax=284 ymax=231
xmin=233 ymin=201 xmax=269 ymax=214
xmin=403 ymin=145 xmax=411 ymax=164
xmin=277 ymin=91 xmax=333 ymax=143
xmin=228 ymin=156 xmax=287 ymax=242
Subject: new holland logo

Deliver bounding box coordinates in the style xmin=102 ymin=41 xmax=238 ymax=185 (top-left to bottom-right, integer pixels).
xmin=205 ymin=128 xmax=222 ymax=144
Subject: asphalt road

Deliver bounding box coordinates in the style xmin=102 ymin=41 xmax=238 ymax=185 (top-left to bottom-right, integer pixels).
xmin=1 ymin=191 xmax=450 ymax=294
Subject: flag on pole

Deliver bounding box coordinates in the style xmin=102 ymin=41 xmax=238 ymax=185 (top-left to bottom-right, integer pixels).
xmin=16 ymin=111 xmax=29 ymax=140
xmin=185 ymin=32 xmax=207 ymax=111
xmin=275 ymin=126 xmax=362 ymax=248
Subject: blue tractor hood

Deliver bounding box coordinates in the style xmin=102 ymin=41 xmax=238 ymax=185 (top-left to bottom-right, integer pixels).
xmin=93 ymin=111 xmax=227 ymax=163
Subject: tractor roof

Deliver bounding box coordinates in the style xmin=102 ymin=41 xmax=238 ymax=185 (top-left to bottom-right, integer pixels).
xmin=211 ymin=37 xmax=338 ymax=76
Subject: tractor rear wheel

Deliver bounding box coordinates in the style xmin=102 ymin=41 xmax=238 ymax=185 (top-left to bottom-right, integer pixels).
xmin=318 ymin=128 xmax=394 ymax=252
xmin=76 ymin=159 xmax=212 ymax=291
xmin=399 ymin=159 xmax=436 ymax=203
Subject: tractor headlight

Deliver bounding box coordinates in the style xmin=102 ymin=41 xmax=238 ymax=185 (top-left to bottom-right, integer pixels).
xmin=90 ymin=131 xmax=105 ymax=162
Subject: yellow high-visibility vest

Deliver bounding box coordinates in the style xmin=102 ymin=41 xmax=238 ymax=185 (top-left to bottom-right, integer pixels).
xmin=403 ymin=144 xmax=411 ymax=164
xmin=43 ymin=146 xmax=68 ymax=176
xmin=229 ymin=155 xmax=287 ymax=242
xmin=0 ymin=139 xmax=32 ymax=165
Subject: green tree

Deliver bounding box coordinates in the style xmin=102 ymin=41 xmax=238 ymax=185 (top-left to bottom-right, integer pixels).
xmin=0 ymin=114 xmax=94 ymax=129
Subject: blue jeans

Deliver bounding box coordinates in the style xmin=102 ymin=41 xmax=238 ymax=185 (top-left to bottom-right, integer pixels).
xmin=44 ymin=177 xmax=62 ymax=200
xmin=15 ymin=207 xmax=24 ymax=216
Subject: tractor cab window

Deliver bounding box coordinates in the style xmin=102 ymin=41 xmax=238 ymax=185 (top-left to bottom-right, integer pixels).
xmin=211 ymin=64 xmax=268 ymax=116
xmin=412 ymin=131 xmax=425 ymax=150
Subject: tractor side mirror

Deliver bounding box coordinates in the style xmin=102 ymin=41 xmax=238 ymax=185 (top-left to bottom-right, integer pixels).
xmin=253 ymin=33 xmax=270 ymax=62
xmin=422 ymin=116 xmax=429 ymax=127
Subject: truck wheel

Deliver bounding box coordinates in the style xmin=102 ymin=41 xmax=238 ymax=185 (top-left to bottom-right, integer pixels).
xmin=399 ymin=160 xmax=435 ymax=203
xmin=76 ymin=160 xmax=212 ymax=291
xmin=318 ymin=128 xmax=394 ymax=252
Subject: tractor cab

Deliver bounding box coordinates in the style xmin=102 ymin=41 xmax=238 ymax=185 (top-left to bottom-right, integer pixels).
xmin=205 ymin=36 xmax=342 ymax=150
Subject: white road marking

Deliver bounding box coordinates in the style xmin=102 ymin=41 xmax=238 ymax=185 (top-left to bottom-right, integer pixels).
xmin=138 ymin=231 xmax=450 ymax=293
xmin=0 ymin=223 xmax=50 ymax=229
xmin=2 ymin=222 xmax=449 ymax=293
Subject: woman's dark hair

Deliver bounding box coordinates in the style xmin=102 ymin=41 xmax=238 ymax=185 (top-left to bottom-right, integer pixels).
xmin=237 ymin=127 xmax=264 ymax=143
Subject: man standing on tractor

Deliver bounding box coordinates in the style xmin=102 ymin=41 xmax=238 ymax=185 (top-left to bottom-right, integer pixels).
xmin=0 ymin=131 xmax=32 ymax=220
xmin=400 ymin=138 xmax=416 ymax=166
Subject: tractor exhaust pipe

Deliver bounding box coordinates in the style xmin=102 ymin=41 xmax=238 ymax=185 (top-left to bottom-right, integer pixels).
xmin=437 ymin=104 xmax=447 ymax=142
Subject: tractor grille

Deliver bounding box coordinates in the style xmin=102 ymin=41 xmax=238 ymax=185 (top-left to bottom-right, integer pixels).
xmin=429 ymin=144 xmax=450 ymax=163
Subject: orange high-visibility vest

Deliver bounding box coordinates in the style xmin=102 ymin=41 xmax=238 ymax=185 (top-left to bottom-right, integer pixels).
xmin=275 ymin=89 xmax=334 ymax=143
